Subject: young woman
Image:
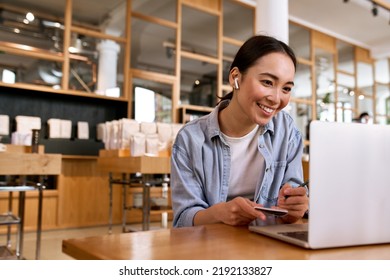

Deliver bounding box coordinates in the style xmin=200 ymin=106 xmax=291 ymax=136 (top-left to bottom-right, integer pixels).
xmin=171 ymin=35 xmax=308 ymax=228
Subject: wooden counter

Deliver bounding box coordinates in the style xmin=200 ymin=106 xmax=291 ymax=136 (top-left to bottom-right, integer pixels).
xmin=62 ymin=223 xmax=390 ymax=260
xmin=0 ymin=152 xmax=61 ymax=175
xmin=97 ymin=155 xmax=170 ymax=174
xmin=1 ymin=152 xmax=171 ymax=233
xmin=0 ymin=151 xmax=62 ymax=259
xmin=97 ymin=155 xmax=171 ymax=232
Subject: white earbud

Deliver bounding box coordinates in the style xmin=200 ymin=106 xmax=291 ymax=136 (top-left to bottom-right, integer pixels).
xmin=234 ymin=78 xmax=239 ymax=89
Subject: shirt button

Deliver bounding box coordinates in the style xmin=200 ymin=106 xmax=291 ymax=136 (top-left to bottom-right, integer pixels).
xmin=259 ymin=144 xmax=265 ymax=148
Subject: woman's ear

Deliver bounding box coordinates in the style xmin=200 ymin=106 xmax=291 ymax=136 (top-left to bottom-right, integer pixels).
xmin=229 ymin=67 xmax=240 ymax=90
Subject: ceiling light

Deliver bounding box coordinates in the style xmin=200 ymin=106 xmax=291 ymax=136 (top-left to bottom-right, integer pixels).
xmin=346 ymin=1 xmax=390 ymax=26
xmin=26 ymin=12 xmax=35 ymax=22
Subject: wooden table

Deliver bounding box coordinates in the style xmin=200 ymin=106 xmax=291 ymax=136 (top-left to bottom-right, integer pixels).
xmin=97 ymin=156 xmax=170 ymax=232
xmin=97 ymin=156 xmax=170 ymax=175
xmin=0 ymin=152 xmax=61 ymax=259
xmin=62 ymin=223 xmax=390 ymax=260
xmin=0 ymin=152 xmax=61 ymax=175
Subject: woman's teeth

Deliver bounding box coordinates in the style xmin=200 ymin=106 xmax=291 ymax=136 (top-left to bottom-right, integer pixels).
xmin=257 ymin=103 xmax=274 ymax=113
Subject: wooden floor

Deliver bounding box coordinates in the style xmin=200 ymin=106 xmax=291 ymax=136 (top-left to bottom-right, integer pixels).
xmin=0 ymin=222 xmax=171 ymax=260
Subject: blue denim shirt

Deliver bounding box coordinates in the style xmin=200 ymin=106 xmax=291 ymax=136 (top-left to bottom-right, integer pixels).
xmin=171 ymin=100 xmax=304 ymax=227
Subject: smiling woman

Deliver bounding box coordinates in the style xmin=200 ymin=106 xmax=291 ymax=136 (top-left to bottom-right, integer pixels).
xmin=171 ymin=35 xmax=309 ymax=229
xmin=221 ymin=50 xmax=295 ymax=133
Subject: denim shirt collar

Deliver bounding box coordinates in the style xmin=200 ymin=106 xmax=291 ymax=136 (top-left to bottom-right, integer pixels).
xmin=206 ymin=99 xmax=276 ymax=139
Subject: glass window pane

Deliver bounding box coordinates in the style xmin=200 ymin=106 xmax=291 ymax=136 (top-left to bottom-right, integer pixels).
xmin=132 ymin=78 xmax=173 ymax=123
xmin=180 ymin=57 xmax=218 ymax=107
xmin=68 ymin=33 xmax=97 ymax=93
xmin=337 ymin=72 xmax=355 ymax=90
xmin=222 ymin=42 xmax=240 ymax=84
xmin=337 ymin=41 xmax=354 ymax=74
xmin=318 ymin=102 xmax=336 ymax=122
xmin=284 ymin=103 xmax=312 ymax=141
xmin=375 ymin=58 xmax=389 ymax=84
xmin=68 ymin=33 xmax=125 ymax=97
xmin=357 ymin=62 xmax=374 ymax=96
xmin=315 ymin=49 xmax=335 ymax=122
xmin=376 ymin=116 xmax=389 ymax=125
xmin=72 ymin=0 xmax=126 ymax=37
xmin=358 ymin=96 xmax=373 ymax=120
xmin=357 ymin=62 xmax=374 ymax=118
xmin=376 ymin=83 xmax=390 ymax=116
xmin=132 ymin=0 xmax=176 ymax=22
xmin=293 ymin=63 xmax=312 ymax=100
xmin=336 ymin=101 xmax=353 ymax=123
xmin=131 ymin=18 xmax=176 ymax=75
xmin=0 ymin=4 xmax=64 ymax=53
xmin=289 ymin=23 xmax=310 ymax=61
xmin=337 ymin=72 xmax=355 ymax=113
xmin=182 ymin=6 xmax=218 ymax=58
xmin=223 ymin=0 xmax=254 ymax=41
xmin=68 ymin=57 xmax=97 ymax=93
xmin=0 ymin=52 xmax=63 ymax=89
xmin=222 ymin=60 xmax=232 ymax=85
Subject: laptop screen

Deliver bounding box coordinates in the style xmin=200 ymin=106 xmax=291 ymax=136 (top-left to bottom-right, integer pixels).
xmin=308 ymin=121 xmax=390 ymax=248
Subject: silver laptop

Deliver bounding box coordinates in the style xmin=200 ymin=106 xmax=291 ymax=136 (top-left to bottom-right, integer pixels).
xmin=249 ymin=120 xmax=390 ymax=249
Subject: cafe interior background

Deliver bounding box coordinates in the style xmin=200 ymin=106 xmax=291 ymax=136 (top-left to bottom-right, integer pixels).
xmin=0 ymin=0 xmax=390 ymax=258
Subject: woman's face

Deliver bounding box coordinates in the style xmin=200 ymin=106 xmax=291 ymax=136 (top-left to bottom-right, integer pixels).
xmin=233 ymin=52 xmax=295 ymax=126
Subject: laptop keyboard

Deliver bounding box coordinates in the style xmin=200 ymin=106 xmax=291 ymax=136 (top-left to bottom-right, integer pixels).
xmin=278 ymin=231 xmax=308 ymax=242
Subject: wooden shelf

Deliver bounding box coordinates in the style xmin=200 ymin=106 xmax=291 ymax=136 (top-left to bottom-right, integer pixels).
xmin=0 ymin=83 xmax=128 ymax=102
xmin=178 ymin=105 xmax=214 ymax=123
xmin=179 ymin=104 xmax=214 ymax=112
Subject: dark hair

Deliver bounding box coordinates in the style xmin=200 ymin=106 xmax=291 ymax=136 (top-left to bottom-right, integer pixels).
xmin=221 ymin=35 xmax=297 ymax=101
xmin=359 ymin=112 xmax=369 ymax=119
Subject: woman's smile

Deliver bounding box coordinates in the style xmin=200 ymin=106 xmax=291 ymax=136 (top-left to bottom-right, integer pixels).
xmin=256 ymin=102 xmax=275 ymax=115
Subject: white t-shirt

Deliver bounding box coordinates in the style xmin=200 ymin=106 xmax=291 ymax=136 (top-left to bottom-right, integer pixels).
xmin=221 ymin=125 xmax=265 ymax=201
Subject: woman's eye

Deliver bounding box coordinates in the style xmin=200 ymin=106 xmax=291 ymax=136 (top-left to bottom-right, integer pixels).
xmin=283 ymin=87 xmax=292 ymax=93
xmin=262 ymin=80 xmax=273 ymax=86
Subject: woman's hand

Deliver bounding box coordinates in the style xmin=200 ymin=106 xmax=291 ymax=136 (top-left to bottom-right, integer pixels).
xmin=277 ymin=183 xmax=309 ymax=223
xmin=194 ymin=197 xmax=267 ymax=226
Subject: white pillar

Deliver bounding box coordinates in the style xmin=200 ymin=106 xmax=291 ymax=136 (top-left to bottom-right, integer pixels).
xmin=96 ymin=40 xmax=120 ymax=95
xmin=256 ymin=0 xmax=289 ymax=44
